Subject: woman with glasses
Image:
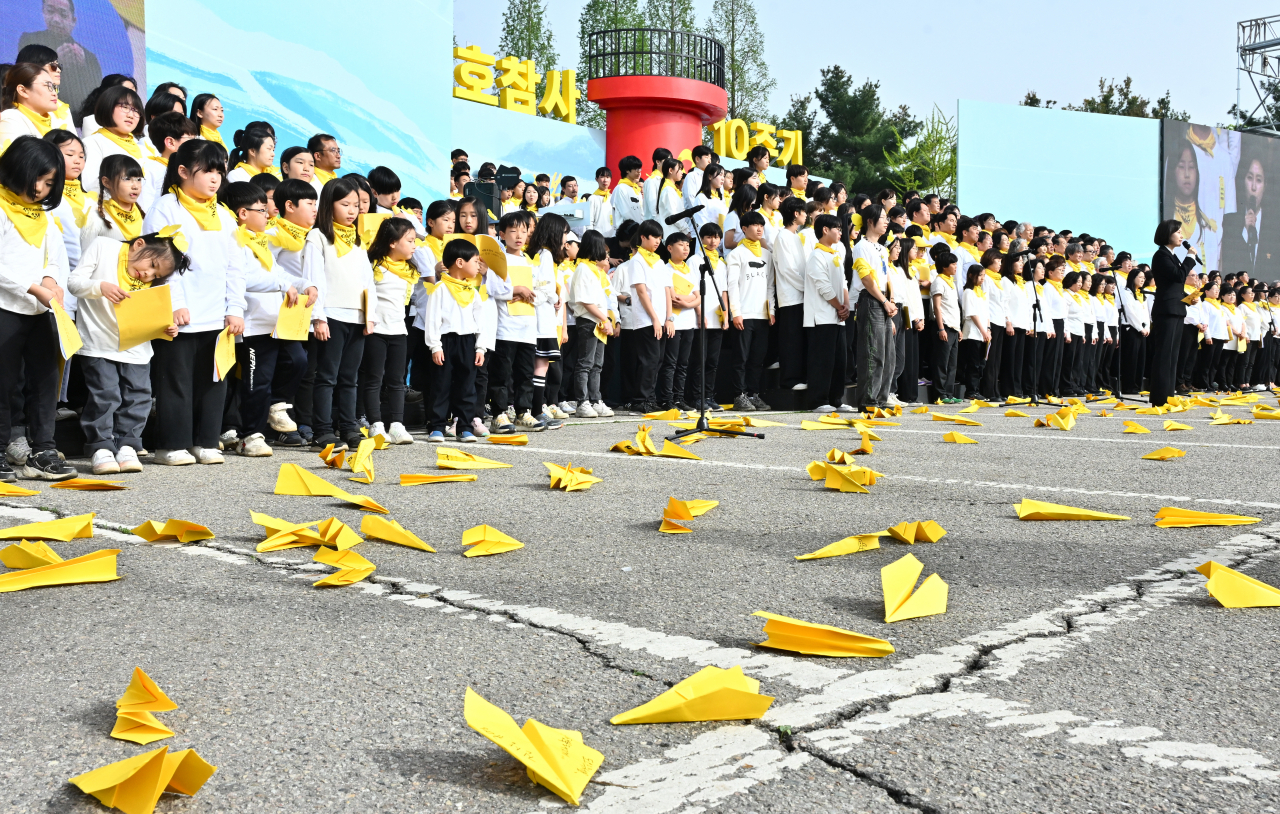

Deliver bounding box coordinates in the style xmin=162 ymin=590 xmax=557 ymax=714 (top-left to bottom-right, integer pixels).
xmin=81 ymin=85 xmax=145 ymax=195
xmin=0 ymin=63 xmax=66 ymax=141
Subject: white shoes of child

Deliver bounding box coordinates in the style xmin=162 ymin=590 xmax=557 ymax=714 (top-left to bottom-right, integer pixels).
xmin=369 ymin=422 xmax=386 ymax=438
xmin=189 ymin=446 xmax=224 ymax=464
xmin=116 ymin=446 xmax=143 ymax=472
xmin=237 ymin=433 xmax=273 ymax=457
xmin=92 ymin=449 xmax=120 ymax=475
xmin=575 ymin=402 xmax=598 ymax=418
xmin=268 ymin=402 xmax=298 ymax=432
xmin=154 ymin=449 xmax=196 ymax=466
xmin=386 ymin=422 xmax=414 ymax=444
xmin=593 ymin=401 xmax=614 ymax=417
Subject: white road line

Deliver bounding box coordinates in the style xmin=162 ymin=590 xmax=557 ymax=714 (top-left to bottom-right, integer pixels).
xmin=876 ymin=427 xmax=1280 ymax=450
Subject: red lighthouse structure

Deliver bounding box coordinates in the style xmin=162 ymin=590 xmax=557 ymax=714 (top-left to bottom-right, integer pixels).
xmin=583 ymin=29 xmax=727 ymax=184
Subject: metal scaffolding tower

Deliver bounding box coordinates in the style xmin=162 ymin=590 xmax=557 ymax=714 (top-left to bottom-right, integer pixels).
xmin=1238 ymin=14 xmax=1280 ymax=136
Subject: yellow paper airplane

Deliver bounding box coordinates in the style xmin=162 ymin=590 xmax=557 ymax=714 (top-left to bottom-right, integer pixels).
xmin=881 ymin=553 xmax=948 ymax=623
xmin=464 ymin=688 xmax=603 ymax=806
xmin=1210 ymin=413 xmax=1253 ymax=425
xmin=1163 ymin=420 xmax=1192 ymax=431
xmin=610 ymin=439 xmax=640 ymax=454
xmin=823 ymin=463 xmax=870 ymax=493
xmin=943 ymin=431 xmax=976 ymax=444
xmin=348 ymin=437 xmax=376 ymax=482
xmin=1252 ymin=405 xmax=1280 ymax=420
xmin=1014 ymin=499 xmax=1130 ymax=521
xmin=1142 ymin=447 xmax=1186 ymax=461
xmin=633 ymin=424 xmax=659 ymax=454
xmin=0 ymin=540 xmax=63 ymax=568
xmin=462 ymin=524 xmax=524 ymax=557
xmin=0 ymin=512 xmax=95 ymax=541
xmin=611 ymin=665 xmax=774 ymax=724
xmin=545 ymin=462 xmax=602 ymax=491
xmin=0 ymin=549 xmax=119 ymax=592
xmin=1005 ymin=396 xmax=1031 ymax=404
xmin=800 ymin=419 xmax=844 ymax=430
xmin=664 ymin=498 xmax=718 ymax=520
xmin=794 ymin=533 xmax=882 ymax=560
xmin=400 ymin=472 xmax=479 ymax=485
xmin=50 ymin=478 xmax=128 ymax=491
xmin=659 ymin=518 xmax=692 ymax=533
xmin=69 ymin=746 xmax=216 ymax=814
xmin=1135 ymin=405 xmax=1168 ymax=415
xmin=131 ymin=519 xmax=214 ymax=543
xmin=931 ymin=413 xmax=957 ymax=422
xmin=887 ymin=520 xmax=947 ymax=544
xmin=958 ymin=404 xmax=979 ymax=413
xmin=488 ymin=434 xmax=529 ymax=445
xmin=312 ymin=517 xmax=362 ymax=549
xmin=644 ymin=408 xmax=681 ymax=420
xmin=255 ymin=526 xmax=326 ymax=552
xmin=743 ymin=416 xmax=786 ymax=427
xmin=112 ymin=668 xmax=177 ymax=745
xmin=361 ymin=516 xmax=435 ymax=551
xmin=250 ymin=511 xmax=313 ymax=538
xmin=0 ymin=482 xmax=39 ymax=496
xmin=1005 ymin=409 xmax=1030 ymax=417
xmin=806 ymin=460 xmax=827 ymax=480
xmin=752 ymin=611 xmax=894 ymax=657
xmin=820 ymin=413 xmax=852 ymax=425
xmin=654 ymin=439 xmax=702 ymax=459
xmin=318 ymin=443 xmax=345 ymax=469
xmin=1154 ymin=507 xmax=1260 ymax=528
xmin=1047 ymin=411 xmax=1075 ymax=431
xmin=313 ymin=546 xmax=375 ymax=586
xmin=1122 ymin=421 xmax=1151 ymax=433
xmin=1195 ymin=561 xmax=1280 ymax=608
xmin=437 ymin=447 xmax=513 ymax=469
xmin=273 ymin=464 xmax=388 ymax=513
xmin=911 ymin=405 xmax=930 ymax=414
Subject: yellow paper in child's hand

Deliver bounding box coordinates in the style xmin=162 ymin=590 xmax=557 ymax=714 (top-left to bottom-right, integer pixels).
xmin=508 ymin=266 xmax=534 ymax=316
xmin=213 ymin=327 xmax=236 ymax=381
xmin=114 ymin=285 xmax=174 ymax=350
xmin=274 ymin=297 xmax=313 ymax=341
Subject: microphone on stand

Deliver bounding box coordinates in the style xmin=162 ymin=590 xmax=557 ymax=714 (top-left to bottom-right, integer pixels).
xmin=1182 ymin=240 xmax=1204 ymax=265
xmin=665 ymin=204 xmax=705 ymax=226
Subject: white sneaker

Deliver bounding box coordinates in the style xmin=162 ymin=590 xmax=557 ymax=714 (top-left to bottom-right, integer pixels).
xmin=816 ymin=404 xmax=837 ymax=413
xmin=575 ymin=401 xmax=598 ymax=418
xmin=268 ymin=402 xmax=297 ymax=433
xmin=386 ymin=422 xmax=414 ymax=444
xmin=593 ymin=401 xmax=614 ymax=417
xmin=237 ymin=433 xmax=273 ymax=457
xmin=369 ymin=421 xmax=386 ymax=439
xmin=218 ymin=429 xmax=237 ymax=451
xmin=548 ymin=404 xmax=570 ymax=420
xmin=154 ymin=448 xmax=196 ymax=466
xmin=115 ymin=446 xmax=143 ymax=473
xmin=767 ymin=361 xmax=781 ymax=369
xmin=558 ymin=401 xmax=576 ymax=414
xmin=189 ymin=446 xmax=225 ymax=464
xmin=5 ymin=437 xmax=31 ymax=466
xmin=838 ymin=403 xmax=857 ymax=412
xmin=887 ymin=394 xmax=904 ymax=406
xmin=792 ymin=383 xmax=809 ymax=390
xmin=92 ymin=449 xmax=120 ymax=475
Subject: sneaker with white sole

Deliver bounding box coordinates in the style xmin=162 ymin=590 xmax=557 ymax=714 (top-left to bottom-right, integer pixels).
xmin=792 ymin=382 xmax=809 ymax=390
xmin=427 ymin=431 xmax=444 ymax=442
xmin=491 ymin=413 xmax=515 ymax=434
xmin=470 ymin=417 xmax=490 ymax=438
xmin=154 ymin=448 xmax=196 ymax=466
xmin=115 ymin=446 xmax=143 ymax=473
xmin=516 ymin=410 xmax=547 ymax=431
xmin=557 ymin=401 xmax=576 ymax=414
xmin=460 ymin=431 xmax=478 ymax=442
xmin=575 ymin=402 xmax=598 ymax=418
xmin=20 ymin=450 xmax=77 ymax=481
xmin=838 ymin=403 xmax=857 ymax=412
xmin=268 ymin=402 xmax=297 ymax=433
xmin=369 ymin=421 xmax=386 ymax=439
xmin=5 ymin=437 xmax=31 ymax=466
xmin=816 ymin=404 xmax=837 ymax=413
xmin=547 ymin=404 xmax=570 ymax=420
xmin=386 ymin=422 xmax=414 ymax=444
xmin=537 ymin=412 xmax=564 ymax=430
xmin=218 ymin=430 xmax=237 ymax=451
xmin=593 ymin=401 xmax=614 ymax=417
xmin=237 ymin=433 xmax=273 ymax=457
xmin=189 ymin=446 xmax=225 ymax=464
xmin=92 ymin=448 xmax=120 ymax=475
xmin=733 ymin=393 xmax=757 ymax=412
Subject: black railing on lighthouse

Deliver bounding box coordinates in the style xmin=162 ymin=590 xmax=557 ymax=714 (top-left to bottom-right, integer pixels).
xmin=584 ymin=28 xmax=726 ymax=88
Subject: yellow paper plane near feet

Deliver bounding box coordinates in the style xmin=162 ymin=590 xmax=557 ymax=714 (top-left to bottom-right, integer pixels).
xmin=881 ymin=553 xmax=948 ymax=622
xmin=545 ymin=462 xmax=603 ymax=491
xmin=462 ymin=524 xmax=523 ymax=556
xmin=464 ymin=688 xmax=603 ymax=806
xmin=361 ymin=515 xmax=435 ymax=551
xmin=1163 ymin=420 xmax=1193 ymax=431
xmin=0 ymin=512 xmax=95 ymax=541
xmin=610 ymin=665 xmax=774 ymax=724
xmin=401 ymin=472 xmax=478 ymax=485
xmin=1014 ymin=499 xmax=1130 ymax=521
xmin=1122 ymin=421 xmax=1151 ymax=433
xmin=0 ymin=482 xmax=40 ymax=496
xmin=437 ymin=447 xmax=512 ymax=469
xmin=1196 ymin=561 xmax=1280 ymax=608
xmin=318 ymin=443 xmax=346 ymax=469
xmin=131 ymin=519 xmax=214 ymax=543
xmin=0 ymin=549 xmax=120 ymax=592
xmin=1004 ymin=409 xmax=1030 ymax=417
xmin=312 ymin=546 xmax=375 ymax=586
xmin=1154 ymin=507 xmax=1260 ymax=528
xmin=795 ymin=533 xmax=882 ymax=560
xmin=1141 ymin=447 xmax=1186 ymax=461
xmin=887 ymin=520 xmax=947 ymax=544
xmin=943 ymin=431 xmax=976 ymax=444
xmin=0 ymin=540 xmax=63 ymax=568
xmin=51 ymin=478 xmax=128 ymax=490
xmin=274 ymin=464 xmax=388 ymax=513
xmin=753 ymin=611 xmax=894 ymax=657
xmin=348 ymin=437 xmax=376 ymax=483
xmin=112 ymin=668 xmax=177 ymax=745
xmin=488 ymin=434 xmax=529 ymax=445
xmin=68 ymin=746 xmax=216 ymax=813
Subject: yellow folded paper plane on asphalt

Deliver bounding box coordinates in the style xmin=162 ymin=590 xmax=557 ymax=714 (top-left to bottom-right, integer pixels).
xmin=664 ymin=498 xmax=718 ymax=520
xmin=1122 ymin=421 xmax=1151 ymax=433
xmin=943 ymin=431 xmax=976 ymax=444
xmin=0 ymin=549 xmax=119 ymax=592
xmin=654 ymin=439 xmax=702 ymax=460
xmin=1154 ymin=507 xmax=1260 ymax=528
xmin=644 ymin=408 xmax=682 ymax=420
xmin=743 ymin=416 xmax=786 ymax=427
xmin=69 ymin=746 xmax=216 ymax=814
xmin=131 ymin=519 xmax=214 ymax=543
xmin=1196 ymin=561 xmax=1280 ymax=608
xmin=911 ymin=405 xmax=930 ymax=414
xmin=0 ymin=482 xmax=39 ymax=496
xmin=314 ymin=517 xmax=362 ymax=549
xmin=348 ymin=437 xmax=376 ymax=483
xmin=401 ymin=473 xmax=478 ymax=485
xmin=887 ymin=520 xmax=947 ymax=544
xmin=545 ymin=462 xmax=602 ymax=491
xmin=0 ymin=540 xmax=62 ymax=568
xmin=1005 ymin=409 xmax=1030 ymax=418
xmin=931 ymin=413 xmax=957 ymax=422
xmin=437 ymin=447 xmax=512 ymax=470
xmin=312 ymin=546 xmax=375 ymax=586
xmin=659 ymin=518 xmax=692 ymax=533
xmin=1252 ymin=405 xmax=1280 ymax=420
xmin=488 ymin=434 xmax=528 ymax=445
xmin=361 ymin=516 xmax=435 ymax=551
xmin=1164 ymin=420 xmax=1192 ymax=431
xmin=800 ymin=419 xmax=845 ymax=430
xmin=51 ymin=478 xmax=128 ymax=491
xmin=0 ymin=512 xmax=95 ymax=541
xmin=1014 ymin=499 xmax=1130 ymax=521
xmin=1142 ymin=447 xmax=1186 ymax=461
xmin=318 ymin=443 xmax=345 ymax=469
xmin=274 ymin=464 xmax=388 ymax=513
xmin=795 ymin=533 xmax=882 ymax=560
xmin=112 ymin=667 xmax=177 ymax=745
xmin=752 ymin=611 xmax=894 ymax=657
xmin=611 ymin=665 xmax=774 ymax=724
xmin=462 ymin=524 xmax=524 ymax=556
xmin=1047 ymin=411 xmax=1075 ymax=431
xmin=823 ymin=463 xmax=870 ymax=492
xmin=464 ymin=688 xmax=603 ymax=806
xmin=882 ymin=553 xmax=948 ymax=623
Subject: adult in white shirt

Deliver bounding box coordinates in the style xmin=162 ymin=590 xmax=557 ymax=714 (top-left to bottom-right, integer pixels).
xmin=1060 ymin=271 xmax=1090 ymax=396
xmin=1037 ymin=258 xmax=1069 ymax=399
xmin=998 ymin=253 xmax=1031 ymax=398
xmin=849 ymin=205 xmax=896 ymax=410
xmin=610 ymin=156 xmax=644 ymax=232
xmin=0 ymin=64 xmax=66 ymax=142
xmin=771 ymin=197 xmax=808 ymax=390
xmin=656 ymin=158 xmax=691 ymax=240
xmin=585 ymin=167 xmax=615 ymax=237
xmin=682 ymin=145 xmax=713 ymax=211
xmin=976 ymin=249 xmax=1009 ymax=401
xmin=81 ymin=85 xmax=146 ymax=195
xmin=693 ymin=164 xmax=728 ymax=236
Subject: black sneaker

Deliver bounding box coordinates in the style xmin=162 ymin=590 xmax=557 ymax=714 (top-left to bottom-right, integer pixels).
xmin=0 ymin=461 xmax=15 ymax=483
xmin=275 ymin=431 xmax=304 ymax=447
xmin=732 ymin=393 xmax=756 ymax=412
xmin=707 ymin=399 xmax=724 ymax=412
xmin=750 ymin=394 xmax=771 ymax=411
xmin=21 ymin=450 xmax=77 ymax=481
xmin=345 ymin=435 xmax=365 ymax=451
xmin=313 ymin=433 xmax=346 ymax=452
xmin=675 ymin=400 xmax=693 ymax=412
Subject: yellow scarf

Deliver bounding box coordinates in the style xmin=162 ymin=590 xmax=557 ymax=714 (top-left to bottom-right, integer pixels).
xmin=972 ymin=284 xmax=986 ymax=299
xmin=270 ymin=218 xmax=308 ymax=252
xmin=63 ymin=179 xmax=90 ymax=228
xmin=739 ymin=239 xmax=762 ymax=258
xmin=662 ymin=179 xmax=679 ymax=195
xmin=618 ymin=177 xmax=643 ymax=194
xmin=1134 ymin=288 xmax=1145 ymax=302
xmin=935 ymin=273 xmax=956 ymax=289
xmin=266 ymin=165 xmax=282 ymax=180
xmin=1186 ymin=127 xmax=1215 ymax=158
xmin=984 ymin=268 xmax=1001 ymax=283
xmin=174 ymin=187 xmax=223 ymax=231
xmin=234 ymin=162 xmax=261 ymax=177
xmin=200 ymin=125 xmax=225 ymax=147
xmin=935 ymin=232 xmax=957 ymax=248
xmin=0 ymin=184 xmax=50 ymax=247
xmin=704 ymin=249 xmax=722 ymax=269
xmin=419 ymin=234 xmax=444 ymax=261
xmin=332 ymin=222 xmax=357 ymax=257
xmin=790 ymin=188 xmax=807 ymax=201
xmin=16 ymin=104 xmax=53 ymax=136
xmin=958 ymin=241 xmax=982 ymax=262
xmin=374 ymin=258 xmax=420 ymax=305
xmin=103 ymin=198 xmax=142 ymax=240
xmin=95 ymin=128 xmax=142 ymax=160
xmin=313 ymin=167 xmax=336 ymax=186
xmin=149 ymin=154 xmax=169 ymax=174
xmin=235 ymin=225 xmax=273 ymax=270
xmin=440 ymin=272 xmax=476 ymax=307
xmin=116 ymin=242 xmax=150 ymax=291
xmin=1047 ymin=279 xmax=1064 ymax=293
xmin=592 ymin=188 xmax=608 ymax=198
xmin=584 ymin=260 xmax=612 ymax=297
xmin=636 ymin=246 xmax=660 ymax=267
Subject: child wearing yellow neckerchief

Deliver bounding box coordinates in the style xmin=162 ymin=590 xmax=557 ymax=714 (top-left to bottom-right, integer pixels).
xmin=361 ymin=217 xmax=419 ymax=446
xmin=567 ymin=230 xmax=616 ymax=417
xmin=657 ymin=231 xmax=700 ymax=410
xmin=724 ymin=210 xmax=776 ymax=412
xmin=424 ymin=239 xmax=491 ymax=441
xmin=138 ymin=111 xmax=198 ymax=213
xmin=82 ymin=154 xmax=145 ymax=256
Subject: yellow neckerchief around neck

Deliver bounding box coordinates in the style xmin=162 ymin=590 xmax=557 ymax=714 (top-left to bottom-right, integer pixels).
xmin=200 ymin=125 xmax=225 ymax=147
xmin=703 ymin=248 xmax=722 ymax=269
xmin=585 ymin=260 xmax=612 ymax=294
xmin=935 ymin=273 xmax=956 ymax=289
xmin=331 ymin=222 xmax=357 ymax=257
xmin=972 ymin=284 xmax=986 ymax=299
xmin=592 ymin=188 xmax=608 ymax=197
xmin=313 ymin=167 xmax=336 ymax=186
xmin=619 ymin=177 xmax=643 ymax=194
xmin=95 ymin=127 xmax=142 ymax=160
xmin=62 ymin=179 xmax=90 ymax=228
xmin=16 ymin=104 xmax=53 ymax=135
xmin=1186 ymin=127 xmax=1215 ymax=157
xmin=374 ymin=256 xmax=419 ymax=286
xmin=739 ymin=238 xmax=762 ymax=258
xmin=116 ymin=241 xmax=150 ymax=291
xmin=983 ymin=267 xmax=1001 ymax=282
xmin=790 ymin=188 xmax=807 ymax=201
xmin=234 ymin=162 xmax=261 ymax=177
xmin=440 ymin=272 xmax=476 ymax=307
xmin=270 ymin=217 xmax=308 ymax=252
xmin=103 ymin=197 xmax=142 ymax=240
xmin=0 ymin=184 xmax=50 ymax=247
xmin=815 ymin=242 xmax=838 ymax=256
xmin=958 ymin=241 xmax=982 ymax=261
xmin=662 ymin=179 xmax=679 ymax=195
xmin=174 ymin=186 xmax=222 ymax=231
xmin=936 ymin=232 xmax=957 ymax=247
xmin=235 ymin=225 xmax=272 ymax=270
xmin=636 ymin=246 xmax=660 ymax=267
xmin=1047 ymin=278 xmax=1064 ymax=293
xmin=420 ymin=233 xmax=445 ymax=260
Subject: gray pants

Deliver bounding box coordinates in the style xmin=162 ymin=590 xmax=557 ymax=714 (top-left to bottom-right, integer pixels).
xmin=79 ymin=355 xmax=151 ymax=453
xmin=574 ymin=319 xmax=606 ymax=403
xmin=853 ymin=292 xmax=896 ymax=408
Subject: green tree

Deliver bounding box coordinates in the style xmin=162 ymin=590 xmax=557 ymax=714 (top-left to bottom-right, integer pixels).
xmin=498 ymin=0 xmax=560 ymax=119
xmin=1022 ymin=77 xmax=1188 ymax=120
xmin=883 ymin=105 xmax=957 ymax=201
xmin=645 ymin=0 xmax=696 ymax=30
xmin=575 ymin=0 xmax=644 ymax=129
xmin=1229 ymin=78 xmax=1280 ymax=131
xmin=704 ymin=0 xmax=775 ymax=123
xmin=807 ymin=66 xmax=919 ymax=192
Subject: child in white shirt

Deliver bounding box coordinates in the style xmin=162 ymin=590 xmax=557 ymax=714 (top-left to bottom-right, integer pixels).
xmin=424 ymin=240 xmax=493 ymax=441
xmin=725 ymin=210 xmax=776 ymax=411
xmin=568 ymin=230 xmax=616 ymax=416
xmin=930 ymin=252 xmax=962 ymax=403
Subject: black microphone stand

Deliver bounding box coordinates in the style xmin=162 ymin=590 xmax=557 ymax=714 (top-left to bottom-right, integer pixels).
xmin=1029 ymin=279 xmax=1043 ymax=408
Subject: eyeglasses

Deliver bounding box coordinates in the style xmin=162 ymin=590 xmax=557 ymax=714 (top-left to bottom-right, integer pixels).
xmin=115 ymin=103 xmax=140 ymax=114
xmin=323 ymin=147 xmax=342 ymax=156
xmin=247 ymin=207 xmax=269 ymax=215
xmin=35 ymin=81 xmax=59 ymax=94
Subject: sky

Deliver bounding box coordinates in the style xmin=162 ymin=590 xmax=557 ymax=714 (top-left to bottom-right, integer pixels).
xmin=454 ymin=1 xmax=1277 ymax=128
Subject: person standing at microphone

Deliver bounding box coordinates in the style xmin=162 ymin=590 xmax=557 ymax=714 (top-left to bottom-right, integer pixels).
xmin=1148 ymin=219 xmax=1199 ymax=406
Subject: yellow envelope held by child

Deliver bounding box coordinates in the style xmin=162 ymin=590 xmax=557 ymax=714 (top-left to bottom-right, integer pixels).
xmin=1014 ymin=499 xmax=1130 ymax=521
xmin=68 ymin=746 xmax=216 ymax=813
xmin=610 ymin=665 xmax=774 ymax=724
xmin=0 ymin=540 xmax=63 ymax=568
xmin=464 ymin=688 xmax=603 ymax=806
xmin=1196 ymin=561 xmax=1280 ymax=608
xmin=273 ymin=297 xmax=313 ymax=341
xmin=795 ymin=533 xmax=882 ymax=560
xmin=0 ymin=512 xmax=95 ymax=541
xmin=51 ymin=299 xmax=83 ymax=358
xmin=462 ymin=524 xmax=524 ymax=557
xmin=507 ymin=266 xmax=535 ymax=315
xmin=212 ymin=326 xmax=236 ymax=382
xmin=361 ymin=515 xmax=435 ymax=551
xmin=752 ymin=611 xmax=894 ymax=657
xmin=1154 ymin=507 xmax=1261 ymax=528
xmin=881 ymin=553 xmax=948 ymax=623
xmin=112 ymin=667 xmax=178 ymax=745
xmin=131 ymin=519 xmax=214 ymax=543
xmin=0 ymin=549 xmax=120 ymax=592
xmin=114 ymin=284 xmax=174 ymax=350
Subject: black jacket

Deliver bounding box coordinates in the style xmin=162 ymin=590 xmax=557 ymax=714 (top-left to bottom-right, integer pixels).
xmin=1149 ymin=245 xmax=1198 ymax=318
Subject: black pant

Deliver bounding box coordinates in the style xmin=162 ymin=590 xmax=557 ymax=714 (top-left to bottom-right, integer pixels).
xmin=1149 ymin=314 xmax=1184 ymax=406
xmin=489 ymin=339 xmax=535 ymax=414
xmin=999 ymin=328 xmax=1025 ymax=398
xmin=1120 ymin=327 xmax=1147 ymax=394
xmin=1177 ymin=323 xmax=1198 ymax=389
xmin=473 ymin=352 xmax=490 ymax=417
xmin=958 ymin=337 xmax=987 ymax=396
xmin=1193 ymin=341 xmax=1220 ymax=390
xmin=631 ymin=328 xmax=665 ymax=404
xmin=726 ymin=318 xmax=769 ymax=396
xmin=1023 ymin=330 xmax=1044 ymax=398
xmin=775 ymin=303 xmax=806 ymax=388
xmin=152 ymin=329 xmax=226 ymax=450
xmin=1213 ymin=341 xmax=1235 ymax=391
xmin=407 ymin=325 xmax=431 ymax=395
xmin=428 ymin=332 xmax=479 ymax=432
xmin=0 ymin=310 xmax=59 ymax=454
xmin=1040 ymin=320 xmax=1065 ymax=397
xmin=895 ymin=326 xmax=919 ymax=403
xmin=685 ymin=327 xmax=723 ymax=405
xmin=1061 ymin=334 xmax=1085 ymax=395
xmin=619 ymin=328 xmax=641 ymax=405
xmin=658 ymin=328 xmax=695 ymax=405
xmin=1080 ymin=324 xmax=1095 ymax=392
xmin=359 ymin=333 xmax=407 ymax=424
xmin=555 ymin=328 xmax=576 ymax=403
xmin=806 ymin=323 xmax=847 ymax=407
xmin=313 ymin=320 xmax=366 ymax=438
xmin=931 ymin=327 xmax=958 ymax=400
xmin=980 ymin=324 xmax=1004 ymax=399
xmin=294 ymin=337 xmax=321 ymax=430
xmin=236 ymin=335 xmax=306 ymax=436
